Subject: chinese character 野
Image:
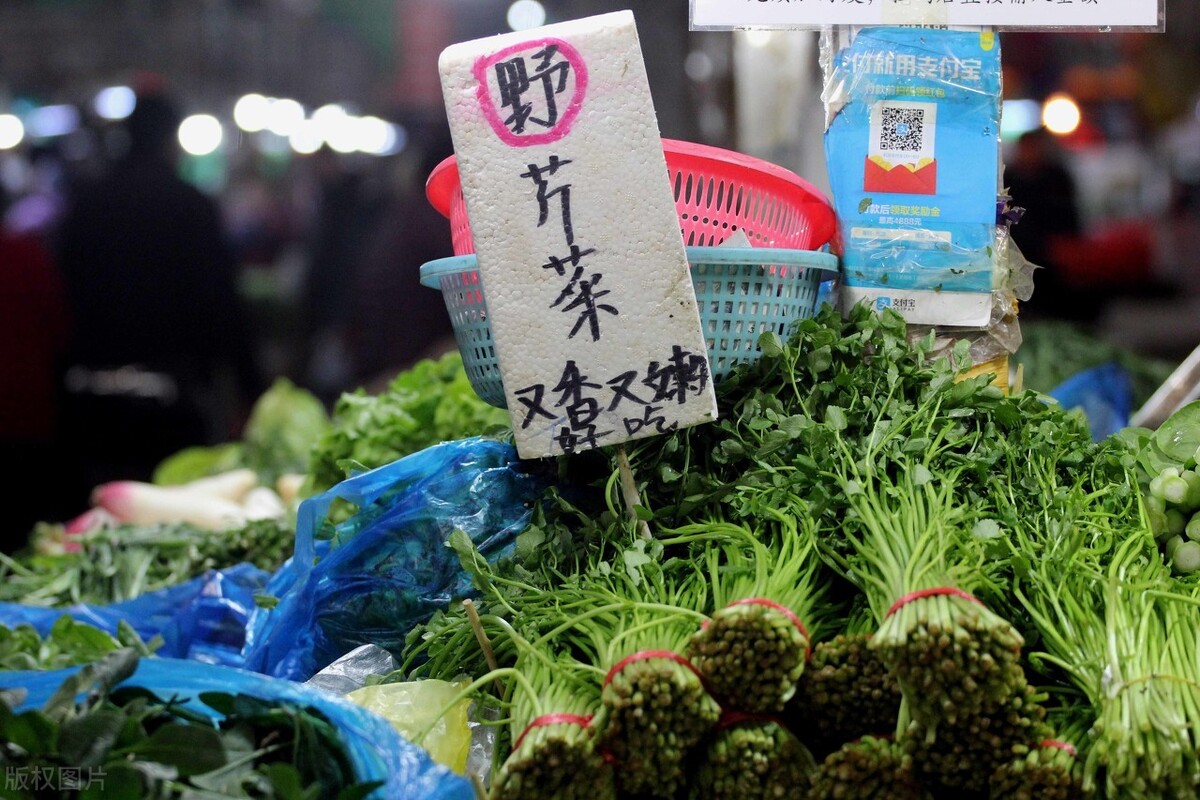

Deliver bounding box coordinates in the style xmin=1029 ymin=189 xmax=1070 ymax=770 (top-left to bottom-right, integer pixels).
xmin=495 ymin=44 xmax=573 ymax=136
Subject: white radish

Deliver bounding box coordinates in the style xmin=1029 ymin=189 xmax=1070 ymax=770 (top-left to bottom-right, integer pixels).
xmin=275 ymin=473 xmax=306 ymax=505
xmin=242 ymin=486 xmax=287 ymax=521
xmin=92 ymin=481 xmax=248 ymax=529
xmin=64 ymin=507 xmax=119 ymax=535
xmin=179 ymin=468 xmax=259 ymax=503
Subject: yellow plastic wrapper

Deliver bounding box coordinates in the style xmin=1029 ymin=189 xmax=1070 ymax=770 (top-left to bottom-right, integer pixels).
xmin=346 ymin=680 xmax=472 ymax=774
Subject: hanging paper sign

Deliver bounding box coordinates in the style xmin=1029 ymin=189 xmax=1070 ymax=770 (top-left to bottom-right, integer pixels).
xmin=690 ymin=0 xmax=1162 ymax=32
xmin=439 ymin=11 xmax=718 ymax=459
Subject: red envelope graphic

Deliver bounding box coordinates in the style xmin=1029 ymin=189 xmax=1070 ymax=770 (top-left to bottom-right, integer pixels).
xmin=864 ymin=157 xmax=938 ymax=196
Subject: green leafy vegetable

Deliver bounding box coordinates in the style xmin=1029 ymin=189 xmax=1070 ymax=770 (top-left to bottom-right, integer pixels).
xmin=0 ymin=652 xmax=379 ymax=799
xmin=0 ymin=618 xmax=159 ymax=672
xmin=0 ymin=519 xmax=293 ymax=607
xmin=154 ymin=378 xmax=329 ymax=486
xmin=306 ymin=352 xmax=510 ymax=494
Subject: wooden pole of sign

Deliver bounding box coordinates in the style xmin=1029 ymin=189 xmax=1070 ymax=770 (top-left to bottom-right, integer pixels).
xmin=463 ymin=598 xmax=502 ymax=694
xmin=615 ymin=444 xmax=653 ymax=540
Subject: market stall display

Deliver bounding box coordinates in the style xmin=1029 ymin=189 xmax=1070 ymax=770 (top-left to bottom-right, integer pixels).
xmin=2 ymin=5 xmax=1193 ymax=800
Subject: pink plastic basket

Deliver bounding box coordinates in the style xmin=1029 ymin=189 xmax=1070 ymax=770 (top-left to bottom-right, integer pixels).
xmin=425 ymin=139 xmax=837 ymax=255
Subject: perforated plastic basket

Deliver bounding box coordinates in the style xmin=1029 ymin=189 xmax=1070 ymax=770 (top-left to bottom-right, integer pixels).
xmin=419 ymin=246 xmax=838 ymax=409
xmin=426 ymin=139 xmax=838 ymax=255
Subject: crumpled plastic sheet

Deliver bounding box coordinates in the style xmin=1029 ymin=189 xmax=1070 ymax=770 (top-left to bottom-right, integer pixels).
xmin=0 ymin=562 xmax=270 ymax=665
xmin=0 ymin=657 xmax=475 ymax=800
xmin=306 ymin=643 xmax=399 ymax=697
xmin=240 ymin=437 xmax=544 ymax=681
xmin=306 ymin=644 xmax=499 ymax=784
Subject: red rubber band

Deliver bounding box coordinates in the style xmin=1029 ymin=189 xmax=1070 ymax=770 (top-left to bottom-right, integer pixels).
xmin=513 ymin=713 xmax=594 ymax=751
xmin=1041 ymin=739 xmax=1078 ymax=758
xmin=602 ymin=650 xmax=705 ymax=689
xmin=885 ymin=587 xmax=984 ymax=620
xmin=727 ymin=598 xmax=812 ymax=660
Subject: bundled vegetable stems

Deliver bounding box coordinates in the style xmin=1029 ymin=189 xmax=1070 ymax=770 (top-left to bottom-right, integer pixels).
xmin=989 ymin=740 xmax=1085 ymax=800
xmin=1014 ymin=520 xmax=1200 ymax=797
xmin=790 ymin=611 xmax=902 ymax=751
xmin=577 ymin=581 xmax=718 ymax=798
xmin=491 ymin=652 xmax=614 ymax=800
xmin=661 ymin=511 xmax=824 ymax=714
xmin=395 ymin=305 xmax=1200 ymax=797
xmin=829 ymin=453 xmax=1026 ymax=730
xmin=806 ymin=734 xmax=925 ymax=800
xmin=689 ymin=715 xmax=815 ymax=800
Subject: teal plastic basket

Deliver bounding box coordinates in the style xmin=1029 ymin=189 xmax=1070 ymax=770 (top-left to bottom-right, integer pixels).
xmin=419 ymin=246 xmax=838 ymax=409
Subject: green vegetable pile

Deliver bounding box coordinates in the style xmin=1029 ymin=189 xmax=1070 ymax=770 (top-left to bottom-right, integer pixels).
xmin=1013 ymin=319 xmax=1175 ymax=408
xmin=1117 ymin=403 xmax=1200 ymax=574
xmin=306 ymin=352 xmax=511 ymax=495
xmin=154 ymin=378 xmax=330 ymax=487
xmin=0 ymin=619 xmax=158 ymax=672
xmin=0 ymin=650 xmax=380 ymax=800
xmin=395 ymin=304 xmax=1199 ymax=799
xmin=0 ymin=519 xmax=293 ymax=608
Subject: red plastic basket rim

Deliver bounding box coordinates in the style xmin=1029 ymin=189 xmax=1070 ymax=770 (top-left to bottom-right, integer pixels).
xmin=425 ymin=138 xmax=832 ymax=223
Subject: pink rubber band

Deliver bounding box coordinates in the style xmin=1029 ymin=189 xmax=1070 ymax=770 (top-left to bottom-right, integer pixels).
xmin=1041 ymin=739 xmax=1078 ymax=758
xmin=513 ymin=713 xmax=593 ymax=751
xmin=727 ymin=598 xmax=812 ymax=660
xmin=603 ymin=650 xmax=705 ymax=689
xmin=885 ymin=587 xmax=984 ymax=620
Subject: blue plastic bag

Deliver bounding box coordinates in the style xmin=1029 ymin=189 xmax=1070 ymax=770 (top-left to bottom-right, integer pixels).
xmin=1048 ymin=361 xmax=1133 ymax=442
xmin=1 ymin=657 xmax=474 ymax=800
xmin=241 ymin=437 xmax=543 ymax=680
xmin=0 ymin=562 xmax=269 ymax=665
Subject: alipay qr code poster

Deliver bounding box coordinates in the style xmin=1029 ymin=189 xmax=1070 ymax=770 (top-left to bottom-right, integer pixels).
xmin=825 ymin=28 xmax=1001 ymax=326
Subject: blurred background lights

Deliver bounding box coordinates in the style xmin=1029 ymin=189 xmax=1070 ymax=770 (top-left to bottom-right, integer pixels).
xmin=325 ymin=114 xmax=360 ymax=154
xmin=355 ymin=116 xmax=394 ymax=155
xmin=288 ymin=119 xmax=323 ymax=155
xmin=233 ymin=93 xmax=271 ymax=133
xmin=506 ymin=0 xmax=546 ymax=31
xmin=744 ymin=30 xmax=774 ymax=49
xmin=178 ymin=113 xmax=223 ymax=156
xmin=1001 ymin=99 xmax=1042 ymax=140
xmin=310 ymin=103 xmax=349 ymax=141
xmin=93 ymin=86 xmax=136 ymax=120
xmin=265 ymin=97 xmax=304 ymax=137
xmin=25 ymin=104 xmax=80 ymax=138
xmin=1042 ymin=94 xmax=1082 ymax=136
xmin=0 ymin=114 xmax=24 ymax=149
xmin=684 ymin=51 xmax=715 ymax=82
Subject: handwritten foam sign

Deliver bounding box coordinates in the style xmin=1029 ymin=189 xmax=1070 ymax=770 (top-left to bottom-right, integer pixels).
xmin=439 ymin=11 xmax=718 ymax=459
xmin=690 ymin=0 xmax=1162 ymax=32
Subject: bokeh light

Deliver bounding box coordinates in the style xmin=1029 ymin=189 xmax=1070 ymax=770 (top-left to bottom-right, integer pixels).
xmin=1042 ymin=94 xmax=1082 ymax=136
xmin=178 ymin=114 xmax=224 ymax=156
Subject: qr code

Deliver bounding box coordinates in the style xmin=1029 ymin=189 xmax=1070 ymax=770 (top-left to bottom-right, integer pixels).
xmin=879 ymin=106 xmax=925 ymax=153
xmin=870 ymin=100 xmax=936 ymax=162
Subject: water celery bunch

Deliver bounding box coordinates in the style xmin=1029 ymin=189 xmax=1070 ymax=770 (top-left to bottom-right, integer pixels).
xmin=827 ymin=458 xmax=1026 ymax=729
xmin=664 ymin=513 xmax=826 ymax=714
xmin=490 ymin=652 xmax=614 ymax=800
xmin=806 ymin=734 xmax=927 ymax=800
xmin=791 ymin=611 xmax=901 ymax=750
xmin=688 ymin=714 xmax=816 ymax=800
xmin=566 ymin=569 xmax=718 ymax=799
xmin=1014 ymin=525 xmax=1200 ymax=797
xmin=988 ymin=739 xmax=1086 ymax=800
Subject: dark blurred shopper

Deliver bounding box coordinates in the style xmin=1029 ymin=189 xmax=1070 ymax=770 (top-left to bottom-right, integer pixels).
xmin=1005 ymin=127 xmax=1084 ymax=317
xmin=55 ymin=87 xmax=260 ymax=512
xmin=347 ymin=125 xmax=456 ymax=389
xmin=0 ymin=197 xmax=71 ymax=551
xmin=298 ymin=146 xmax=384 ymax=402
